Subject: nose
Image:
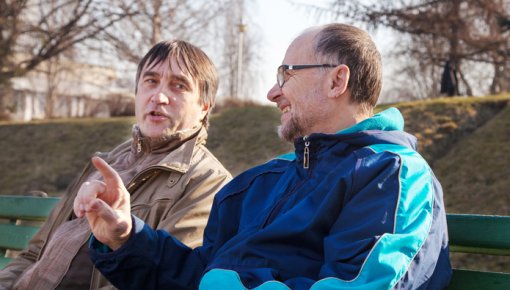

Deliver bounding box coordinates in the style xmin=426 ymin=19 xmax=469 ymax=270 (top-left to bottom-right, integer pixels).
xmin=151 ymin=90 xmax=170 ymax=105
xmin=266 ymin=83 xmax=281 ymax=103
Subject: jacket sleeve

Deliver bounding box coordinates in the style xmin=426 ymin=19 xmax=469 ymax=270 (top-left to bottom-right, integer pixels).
xmin=91 ymin=164 xmax=231 ymax=290
xmin=310 ymin=149 xmax=436 ymax=290
xmin=0 ymin=195 xmax=73 ymax=289
xmin=91 ymin=216 xmax=207 ymax=290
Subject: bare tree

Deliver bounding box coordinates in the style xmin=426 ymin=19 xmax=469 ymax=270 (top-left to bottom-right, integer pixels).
xmin=101 ymin=0 xmax=261 ymax=104
xmin=322 ymin=0 xmax=510 ymax=99
xmin=102 ymin=0 xmax=230 ymax=64
xmin=0 ymin=0 xmax=132 ymax=116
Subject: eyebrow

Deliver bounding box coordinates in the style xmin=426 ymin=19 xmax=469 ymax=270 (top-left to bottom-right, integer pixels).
xmin=172 ymin=75 xmax=192 ymax=88
xmin=142 ymin=71 xmax=160 ymax=79
xmin=142 ymin=71 xmax=193 ymax=88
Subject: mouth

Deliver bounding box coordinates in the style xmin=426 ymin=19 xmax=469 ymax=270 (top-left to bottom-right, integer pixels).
xmin=146 ymin=110 xmax=169 ymax=120
xmin=280 ymin=105 xmax=290 ymax=114
xmin=149 ymin=110 xmax=167 ymax=117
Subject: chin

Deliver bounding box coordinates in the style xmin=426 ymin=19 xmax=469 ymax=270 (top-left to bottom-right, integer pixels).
xmin=140 ymin=128 xmax=164 ymax=138
xmin=277 ymin=125 xmax=293 ymax=142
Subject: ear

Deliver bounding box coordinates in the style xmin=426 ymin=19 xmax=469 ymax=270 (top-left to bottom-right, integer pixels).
xmin=199 ymin=101 xmax=210 ymax=121
xmin=327 ymin=64 xmax=350 ymax=99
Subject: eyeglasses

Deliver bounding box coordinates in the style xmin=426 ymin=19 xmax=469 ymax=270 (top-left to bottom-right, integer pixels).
xmin=277 ymin=64 xmax=339 ymax=88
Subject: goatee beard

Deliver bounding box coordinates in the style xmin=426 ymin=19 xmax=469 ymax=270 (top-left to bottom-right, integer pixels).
xmin=277 ymin=115 xmax=305 ymax=142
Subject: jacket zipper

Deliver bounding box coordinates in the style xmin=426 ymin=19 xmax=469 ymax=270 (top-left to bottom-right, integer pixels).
xmin=136 ymin=138 xmax=142 ymax=153
xmin=303 ymin=136 xmax=310 ymax=169
xmin=262 ymin=137 xmax=312 ymax=227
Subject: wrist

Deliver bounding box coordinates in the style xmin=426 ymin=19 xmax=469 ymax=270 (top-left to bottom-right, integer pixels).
xmin=111 ymin=224 xmax=133 ymax=250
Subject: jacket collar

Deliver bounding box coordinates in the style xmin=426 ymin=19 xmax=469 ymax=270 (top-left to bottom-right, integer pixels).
xmin=158 ymin=127 xmax=207 ymax=173
xmin=130 ymin=125 xmax=207 ymax=174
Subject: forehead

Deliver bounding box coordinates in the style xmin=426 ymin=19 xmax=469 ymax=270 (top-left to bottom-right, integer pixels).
xmin=284 ymin=30 xmax=318 ymax=63
xmin=141 ymin=56 xmax=193 ymax=81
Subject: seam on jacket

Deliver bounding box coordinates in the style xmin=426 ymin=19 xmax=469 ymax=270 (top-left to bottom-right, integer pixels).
xmin=216 ymin=162 xmax=289 ymax=205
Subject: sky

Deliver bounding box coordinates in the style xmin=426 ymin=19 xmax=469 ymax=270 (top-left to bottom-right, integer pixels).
xmin=238 ymin=0 xmax=395 ymax=105
xmin=249 ymin=0 xmax=336 ymax=104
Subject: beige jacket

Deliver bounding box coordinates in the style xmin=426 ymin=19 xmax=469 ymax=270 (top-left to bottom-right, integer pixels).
xmin=0 ymin=126 xmax=231 ymax=290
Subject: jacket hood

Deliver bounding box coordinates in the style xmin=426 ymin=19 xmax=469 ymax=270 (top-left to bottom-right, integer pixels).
xmin=333 ymin=107 xmax=416 ymax=149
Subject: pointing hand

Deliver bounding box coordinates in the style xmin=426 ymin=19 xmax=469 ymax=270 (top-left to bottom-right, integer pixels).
xmin=73 ymin=156 xmax=132 ymax=250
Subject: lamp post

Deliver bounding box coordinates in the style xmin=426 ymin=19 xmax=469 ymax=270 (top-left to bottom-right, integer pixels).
xmin=236 ymin=18 xmax=246 ymax=100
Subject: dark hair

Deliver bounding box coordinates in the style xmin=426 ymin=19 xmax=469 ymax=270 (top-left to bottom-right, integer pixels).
xmin=135 ymin=40 xmax=219 ymax=127
xmin=314 ymin=24 xmax=382 ymax=110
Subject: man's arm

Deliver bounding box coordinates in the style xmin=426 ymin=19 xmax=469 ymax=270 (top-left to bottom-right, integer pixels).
xmin=90 ymin=216 xmax=206 ymax=290
xmin=75 ymin=157 xmax=208 ymax=289
xmin=74 ymin=156 xmax=133 ymax=249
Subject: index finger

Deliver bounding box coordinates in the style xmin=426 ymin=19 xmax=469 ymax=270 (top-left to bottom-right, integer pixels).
xmin=91 ymin=156 xmax=123 ymax=186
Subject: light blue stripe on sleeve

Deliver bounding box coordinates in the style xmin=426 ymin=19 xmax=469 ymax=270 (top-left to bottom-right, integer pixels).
xmin=309 ymin=144 xmax=434 ymax=290
xmin=199 ymin=269 xmax=291 ymax=290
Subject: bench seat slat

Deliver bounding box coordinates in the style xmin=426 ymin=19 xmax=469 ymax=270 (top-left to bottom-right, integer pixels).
xmin=0 ymin=195 xmax=60 ymax=220
xmin=447 ymin=214 xmax=510 ymax=255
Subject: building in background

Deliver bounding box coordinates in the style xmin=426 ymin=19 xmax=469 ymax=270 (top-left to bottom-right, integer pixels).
xmin=7 ymin=58 xmax=133 ymax=122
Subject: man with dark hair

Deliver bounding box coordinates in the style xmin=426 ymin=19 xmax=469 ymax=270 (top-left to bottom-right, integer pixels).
xmin=76 ymin=24 xmax=452 ymax=289
xmin=0 ymin=40 xmax=231 ymax=289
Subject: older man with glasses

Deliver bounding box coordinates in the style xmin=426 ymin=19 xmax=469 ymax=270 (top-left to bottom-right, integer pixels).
xmin=75 ymin=23 xmax=452 ymax=290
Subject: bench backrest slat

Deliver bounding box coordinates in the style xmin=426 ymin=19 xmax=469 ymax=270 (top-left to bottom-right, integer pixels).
xmin=446 ymin=269 xmax=510 ymax=290
xmin=0 ymin=224 xmax=40 ymax=251
xmin=1 ymin=195 xmax=60 ymax=270
xmin=447 ymin=213 xmax=510 ymax=255
xmin=0 ymin=196 xmax=60 ymax=221
xmin=0 ymin=256 xmax=11 ymax=270
xmin=445 ymin=213 xmax=510 ymax=290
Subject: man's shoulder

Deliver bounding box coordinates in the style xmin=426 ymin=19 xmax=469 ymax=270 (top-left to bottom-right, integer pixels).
xmin=192 ymin=144 xmax=232 ymax=178
xmin=363 ymin=143 xmax=430 ymax=170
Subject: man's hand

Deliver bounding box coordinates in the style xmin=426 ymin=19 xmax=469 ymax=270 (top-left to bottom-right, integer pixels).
xmin=74 ymin=156 xmax=132 ymax=250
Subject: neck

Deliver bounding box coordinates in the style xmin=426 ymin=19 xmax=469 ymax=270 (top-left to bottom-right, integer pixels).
xmin=310 ymin=102 xmax=372 ymax=135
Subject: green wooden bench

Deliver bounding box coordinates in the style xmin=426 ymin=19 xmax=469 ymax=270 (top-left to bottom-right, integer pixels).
xmin=1 ymin=195 xmax=509 ymax=289
xmin=0 ymin=195 xmax=60 ymax=269
xmin=446 ymin=214 xmax=510 ymax=290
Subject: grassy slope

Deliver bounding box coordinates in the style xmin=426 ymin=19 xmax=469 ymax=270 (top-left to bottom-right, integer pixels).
xmin=0 ymin=118 xmax=134 ymax=195
xmin=1 ymin=95 xmax=509 ymax=198
xmin=433 ymin=104 xmax=510 ymax=272
xmin=377 ymin=95 xmax=510 ymax=165
xmin=435 ymin=103 xmax=510 ymax=215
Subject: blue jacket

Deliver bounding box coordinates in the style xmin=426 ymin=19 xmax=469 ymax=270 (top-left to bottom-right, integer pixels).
xmin=91 ymin=108 xmax=452 ymax=290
